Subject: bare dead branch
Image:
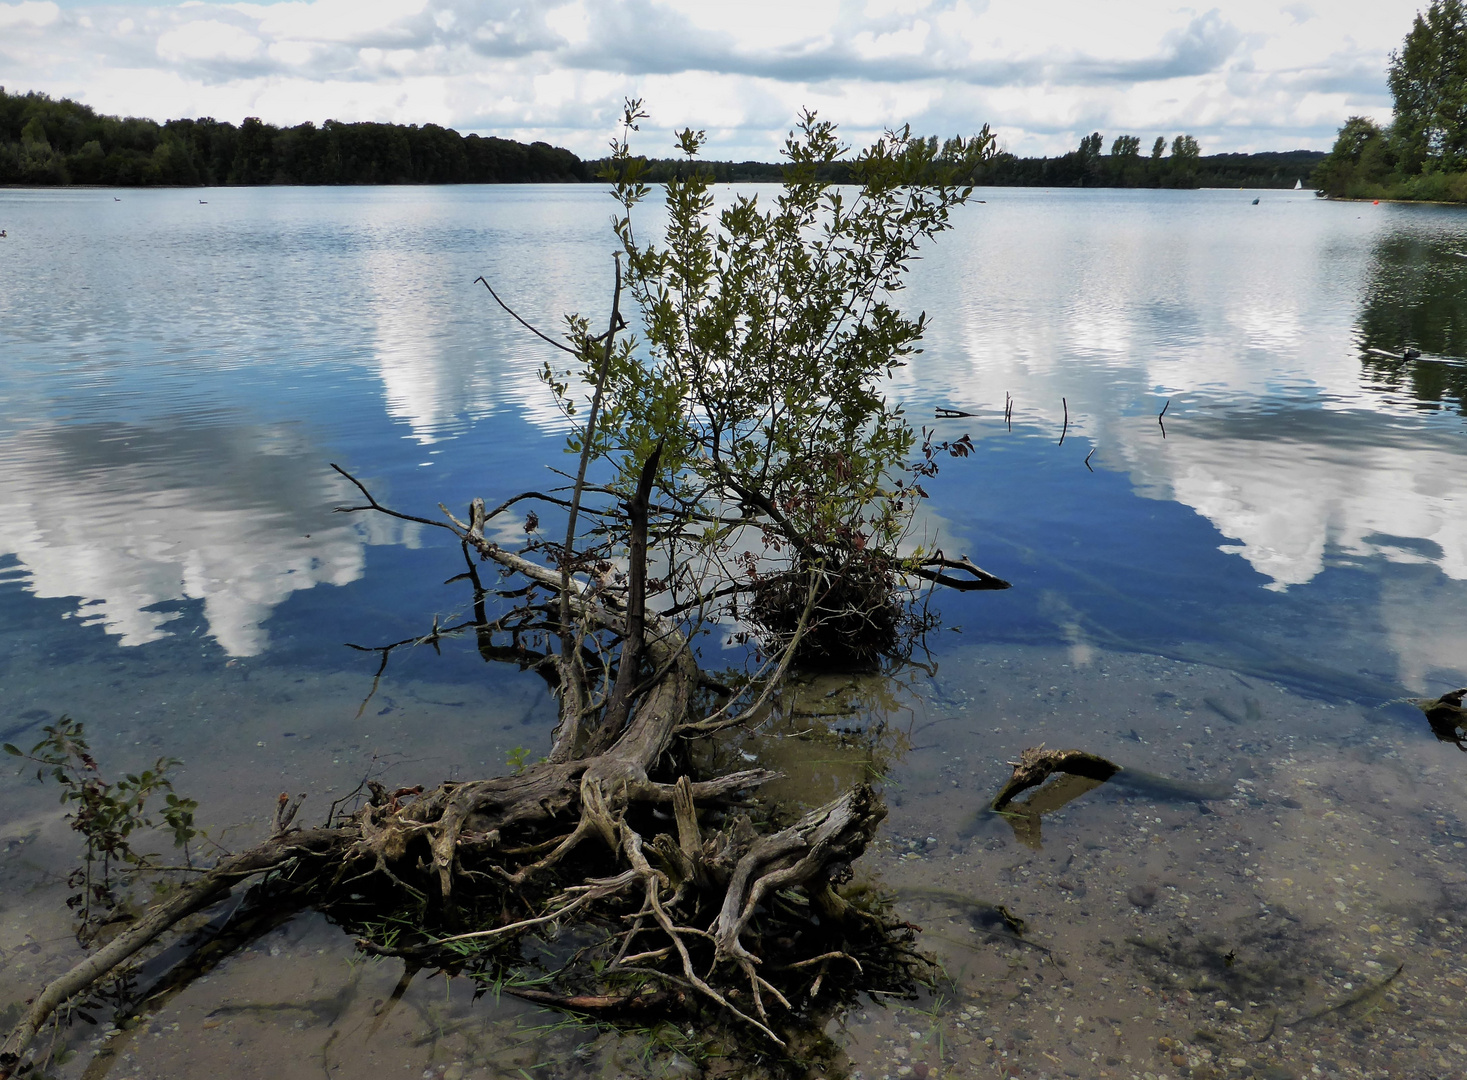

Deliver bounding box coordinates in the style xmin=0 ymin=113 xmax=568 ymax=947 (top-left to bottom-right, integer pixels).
xmin=474 ymin=275 xmax=580 ymax=356
xmin=329 ymin=464 xmax=459 ymax=531
xmin=910 ymin=552 xmax=1011 ymax=591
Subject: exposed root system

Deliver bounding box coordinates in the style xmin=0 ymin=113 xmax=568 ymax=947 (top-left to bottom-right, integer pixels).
xmin=0 ymin=498 xmax=929 ymax=1079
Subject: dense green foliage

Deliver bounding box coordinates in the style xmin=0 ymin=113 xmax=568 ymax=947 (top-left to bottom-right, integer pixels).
xmin=542 ymin=106 xmax=993 ymax=655
xmin=972 ymin=131 xmax=1316 ymax=189
xmin=1315 ymin=0 xmax=1467 ymax=201
xmin=4 ymin=84 xmax=1319 ymax=193
xmin=1312 ymin=116 xmax=1398 ymax=198
xmin=1390 ymin=0 xmax=1467 ymax=172
xmin=0 ymin=86 xmax=587 ymax=186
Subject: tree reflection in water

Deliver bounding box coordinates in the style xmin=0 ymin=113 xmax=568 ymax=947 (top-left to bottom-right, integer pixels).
xmin=1357 ymin=231 xmax=1467 ymax=414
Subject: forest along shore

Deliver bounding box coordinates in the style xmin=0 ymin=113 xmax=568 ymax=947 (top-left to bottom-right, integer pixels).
xmin=2 ymin=86 xmax=1319 ymax=190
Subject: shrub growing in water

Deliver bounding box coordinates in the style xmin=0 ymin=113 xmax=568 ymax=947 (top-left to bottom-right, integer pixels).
xmin=541 ymin=103 xmax=996 ymax=665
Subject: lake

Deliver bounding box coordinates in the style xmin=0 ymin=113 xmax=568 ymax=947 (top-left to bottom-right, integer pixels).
xmin=1 ymin=184 xmax=1465 ymax=1080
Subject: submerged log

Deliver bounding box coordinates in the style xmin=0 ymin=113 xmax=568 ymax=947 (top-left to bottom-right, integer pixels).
xmin=1412 ymin=687 xmax=1467 ymax=749
xmin=991 ymin=746 xmax=1121 ymax=810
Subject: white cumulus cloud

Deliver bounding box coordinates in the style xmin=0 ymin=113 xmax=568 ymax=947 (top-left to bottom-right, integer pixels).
xmin=0 ymin=1 xmax=58 ymax=29
xmin=0 ymin=0 xmax=1430 ymax=159
xmin=157 ymin=20 xmax=265 ymax=64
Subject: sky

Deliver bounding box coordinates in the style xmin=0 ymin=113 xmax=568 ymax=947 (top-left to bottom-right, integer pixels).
xmin=0 ymin=0 xmax=1429 ymax=160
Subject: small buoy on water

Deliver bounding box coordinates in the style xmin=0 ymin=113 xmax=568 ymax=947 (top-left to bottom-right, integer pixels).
xmin=1374 ymin=199 xmax=1380 ymax=205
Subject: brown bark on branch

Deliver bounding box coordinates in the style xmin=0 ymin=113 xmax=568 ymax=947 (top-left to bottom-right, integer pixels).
xmin=0 ymin=827 xmax=345 ymax=1077
xmin=3 ymin=452 xmax=928 ymax=1074
xmin=990 ymin=745 xmax=1120 ymax=810
xmin=911 ymin=553 xmax=1012 ymax=591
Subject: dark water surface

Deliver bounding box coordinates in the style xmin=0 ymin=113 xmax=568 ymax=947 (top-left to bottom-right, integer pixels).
xmin=2 ymin=185 xmax=1466 ymax=1080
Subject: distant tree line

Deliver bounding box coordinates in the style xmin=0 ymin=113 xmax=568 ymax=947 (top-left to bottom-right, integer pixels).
xmin=1314 ymin=0 xmax=1467 ymax=202
xmin=600 ymin=135 xmax=1318 ymax=190
xmin=976 ymin=132 xmax=1198 ymax=187
xmin=0 ymin=86 xmax=588 ymax=186
xmin=587 ymin=132 xmax=996 ymax=185
xmin=2 ymin=84 xmax=1319 ymax=192
xmin=966 ymin=132 xmax=1318 ymax=189
xmin=595 ymin=157 xmax=791 ymax=183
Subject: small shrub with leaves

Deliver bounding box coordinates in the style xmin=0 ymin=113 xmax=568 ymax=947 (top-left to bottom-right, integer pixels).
xmin=5 ymin=717 xmax=198 ymax=938
xmin=536 ymin=104 xmax=998 ymax=665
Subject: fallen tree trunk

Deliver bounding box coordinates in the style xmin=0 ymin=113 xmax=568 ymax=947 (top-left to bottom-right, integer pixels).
xmin=0 ymin=521 xmax=911 ymax=1077
xmin=0 ymin=827 xmax=345 ymax=1074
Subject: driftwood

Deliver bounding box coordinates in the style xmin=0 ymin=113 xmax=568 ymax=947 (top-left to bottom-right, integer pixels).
xmin=986 ymin=746 xmax=1234 ymax=848
xmin=0 ymin=480 xmax=913 ymax=1078
xmin=990 ymin=746 xmax=1121 ymax=810
xmin=1412 ymin=687 xmax=1467 ymax=750
xmin=912 ymin=552 xmax=1011 ymax=592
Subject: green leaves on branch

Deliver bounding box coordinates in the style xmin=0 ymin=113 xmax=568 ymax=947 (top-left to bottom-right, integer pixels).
xmin=1391 ymin=0 xmax=1467 ymax=172
xmin=7 ymin=717 xmax=199 ymax=932
xmin=1316 ymin=0 xmax=1467 ymax=198
xmin=548 ymin=103 xmax=994 ymax=578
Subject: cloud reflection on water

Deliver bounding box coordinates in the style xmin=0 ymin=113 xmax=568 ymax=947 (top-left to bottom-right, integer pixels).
xmin=356 ymin=203 xmax=611 ymax=444
xmin=0 ymin=419 xmax=417 ymax=656
xmin=890 ymin=192 xmax=1467 ymax=695
xmin=8 ymin=186 xmax=1467 ymax=690
xmin=918 ymin=193 xmax=1467 ymax=603
xmin=1121 ymin=213 xmax=1467 ymax=596
xmin=1120 ymin=409 xmax=1467 ymax=591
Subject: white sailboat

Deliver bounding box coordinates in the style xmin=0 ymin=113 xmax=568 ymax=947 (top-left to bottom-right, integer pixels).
xmin=1294 ymin=178 xmax=1303 ymax=189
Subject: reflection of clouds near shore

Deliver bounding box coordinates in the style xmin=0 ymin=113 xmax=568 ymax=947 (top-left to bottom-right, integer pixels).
xmin=912 ymin=193 xmax=1467 ymax=598
xmin=1119 ymin=411 xmax=1467 ymax=592
xmin=0 ymin=420 xmax=418 ymax=656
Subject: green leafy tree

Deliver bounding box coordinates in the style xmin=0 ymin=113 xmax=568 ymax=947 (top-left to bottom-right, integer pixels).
xmin=1111 ymin=134 xmax=1141 ymax=157
xmin=1389 ymin=0 xmax=1467 ymax=171
xmin=1151 ymin=136 xmax=1167 ymax=159
xmin=542 ymin=103 xmax=997 ymax=662
xmin=1165 ymin=135 xmax=1201 ymax=187
xmin=19 ymin=114 xmax=47 ymax=148
xmin=1313 ymin=116 xmax=1392 ymax=194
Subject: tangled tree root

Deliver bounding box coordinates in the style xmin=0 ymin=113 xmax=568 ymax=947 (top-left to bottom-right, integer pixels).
xmin=751 ymin=559 xmax=902 ymax=671
xmin=0 ymin=533 xmax=927 ymax=1079
xmin=0 ymin=713 xmax=912 ymax=1077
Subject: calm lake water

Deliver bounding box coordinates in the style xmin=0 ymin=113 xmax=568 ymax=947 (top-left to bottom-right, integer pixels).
xmin=2 ymin=185 xmax=1466 ymax=1080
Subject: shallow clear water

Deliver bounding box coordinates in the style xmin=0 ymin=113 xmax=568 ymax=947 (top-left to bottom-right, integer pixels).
xmin=2 ymin=185 xmax=1466 ymax=1080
